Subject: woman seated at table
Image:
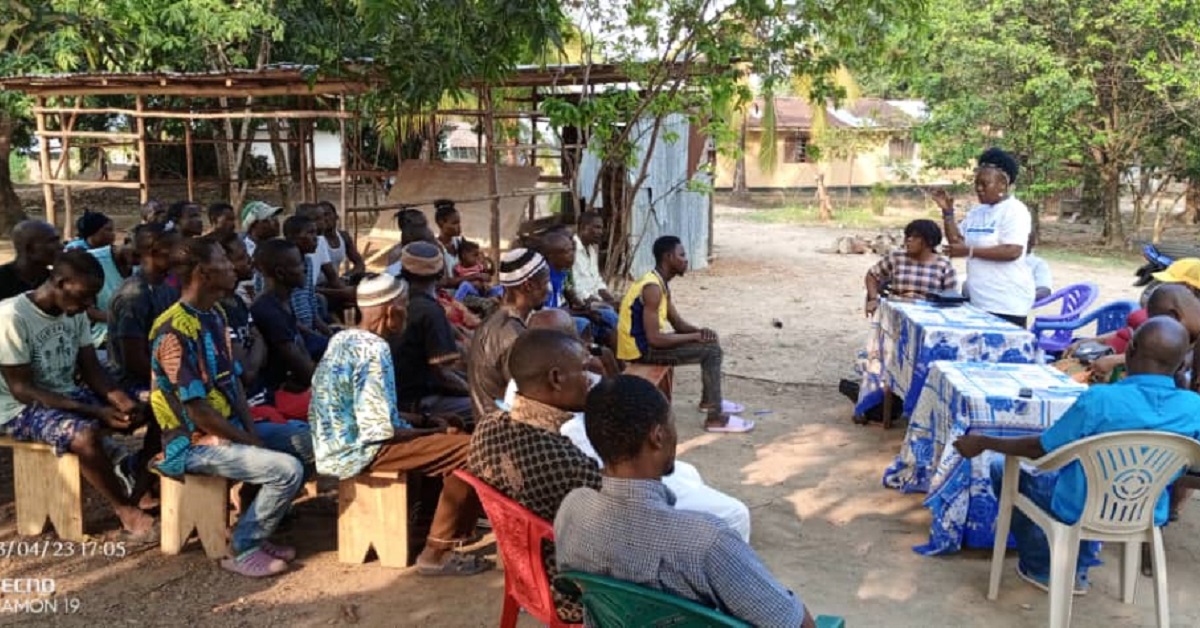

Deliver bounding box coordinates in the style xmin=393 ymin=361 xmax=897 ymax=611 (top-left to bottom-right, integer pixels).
xmin=933 ymin=147 xmax=1036 ymax=327
xmin=864 ymin=219 xmax=957 ymax=317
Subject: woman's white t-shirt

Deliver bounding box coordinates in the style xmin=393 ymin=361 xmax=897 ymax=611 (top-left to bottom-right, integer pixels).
xmin=959 ymin=196 xmax=1035 ymax=317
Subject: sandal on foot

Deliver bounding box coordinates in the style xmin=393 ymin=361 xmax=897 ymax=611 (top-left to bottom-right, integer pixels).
xmin=260 ymin=540 xmax=297 ymax=562
xmin=417 ymin=553 xmax=494 ymax=577
xmin=220 ymin=548 xmax=289 ymax=578
xmin=704 ymin=415 xmax=756 ymax=434
xmin=700 ymin=400 xmax=745 ymax=415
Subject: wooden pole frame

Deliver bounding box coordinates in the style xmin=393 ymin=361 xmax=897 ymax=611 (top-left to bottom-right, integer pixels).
xmin=482 ymin=89 xmax=502 ymax=275
xmin=33 ymin=106 xmax=355 ymax=121
xmin=135 ymin=96 xmax=149 ymax=204
xmin=338 ymin=96 xmax=348 ymax=226
xmin=185 ymin=122 xmax=195 ymax=201
xmin=34 ymin=97 xmax=54 ymax=225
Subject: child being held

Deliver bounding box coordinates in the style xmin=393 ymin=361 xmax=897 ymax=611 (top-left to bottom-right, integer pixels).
xmin=453 ymin=239 xmax=504 ymax=301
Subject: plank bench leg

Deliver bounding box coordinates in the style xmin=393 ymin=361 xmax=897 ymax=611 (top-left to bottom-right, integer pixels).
xmin=338 ymin=473 xmax=410 ymax=568
xmin=12 ymin=446 xmax=83 ymax=541
xmin=161 ymin=474 xmax=230 ymax=559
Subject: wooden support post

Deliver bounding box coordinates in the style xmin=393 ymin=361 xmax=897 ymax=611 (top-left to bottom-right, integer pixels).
xmin=338 ymin=97 xmax=348 ymax=225
xmin=62 ymin=146 xmax=73 ymax=240
xmin=185 ymin=122 xmax=195 ymax=201
xmin=307 ymin=114 xmax=319 ymax=200
xmin=297 ymin=119 xmax=309 ymax=202
xmin=482 ymin=89 xmax=502 ymax=279
xmin=35 ymin=98 xmax=55 ymax=226
xmin=529 ymin=87 xmax=539 ymax=221
xmin=135 ymin=97 xmax=149 ymax=204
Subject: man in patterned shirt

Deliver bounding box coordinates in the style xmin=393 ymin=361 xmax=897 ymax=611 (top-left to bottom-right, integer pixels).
xmin=556 ymin=375 xmax=815 ymax=628
xmin=467 ymin=327 xmax=600 ymax=622
xmin=308 ymin=273 xmax=491 ymax=576
xmin=150 ymin=238 xmax=303 ymax=578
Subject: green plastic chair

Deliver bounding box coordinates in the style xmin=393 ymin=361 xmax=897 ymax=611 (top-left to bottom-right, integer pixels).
xmin=555 ymin=571 xmax=846 ymax=628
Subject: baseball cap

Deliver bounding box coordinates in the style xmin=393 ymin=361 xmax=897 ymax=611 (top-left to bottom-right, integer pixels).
xmin=1152 ymin=258 xmax=1200 ymax=290
xmin=240 ymin=201 xmax=283 ymax=231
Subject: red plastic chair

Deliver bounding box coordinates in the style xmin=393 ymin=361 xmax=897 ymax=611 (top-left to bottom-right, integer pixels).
xmin=454 ymin=469 xmax=579 ymax=628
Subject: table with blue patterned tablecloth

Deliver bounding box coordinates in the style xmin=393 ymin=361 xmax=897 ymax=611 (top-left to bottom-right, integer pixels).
xmin=882 ymin=361 xmax=1087 ymax=555
xmin=854 ymin=300 xmax=1039 ymax=418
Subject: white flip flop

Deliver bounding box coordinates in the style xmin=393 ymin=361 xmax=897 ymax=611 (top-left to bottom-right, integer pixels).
xmin=704 ymin=415 xmax=756 ymax=434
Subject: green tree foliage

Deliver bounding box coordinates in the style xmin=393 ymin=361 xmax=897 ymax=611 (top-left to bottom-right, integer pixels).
xmin=538 ymin=0 xmax=925 ymax=274
xmin=355 ymin=0 xmax=567 ymax=112
xmin=886 ymin=0 xmax=1200 ymax=245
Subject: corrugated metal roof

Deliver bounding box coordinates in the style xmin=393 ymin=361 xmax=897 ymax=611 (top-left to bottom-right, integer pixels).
xmin=747 ymin=96 xmax=925 ymax=131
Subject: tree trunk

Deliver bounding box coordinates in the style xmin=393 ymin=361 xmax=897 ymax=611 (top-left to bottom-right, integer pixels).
xmin=0 ymin=113 xmax=28 ymax=232
xmin=1101 ymin=162 xmax=1125 ymax=246
xmin=266 ymin=120 xmax=294 ymax=211
xmin=731 ymin=115 xmax=748 ymax=199
xmin=816 ymin=170 xmax=833 ymax=222
xmin=1080 ymin=166 xmax=1103 ymax=219
xmin=1186 ymin=176 xmax=1200 ymax=224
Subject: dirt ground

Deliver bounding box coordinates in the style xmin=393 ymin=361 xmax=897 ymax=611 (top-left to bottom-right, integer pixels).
xmin=2 ymin=203 xmax=1198 ymax=628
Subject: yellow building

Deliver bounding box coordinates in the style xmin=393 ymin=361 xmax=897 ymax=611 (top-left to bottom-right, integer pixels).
xmin=716 ymin=97 xmax=931 ymax=190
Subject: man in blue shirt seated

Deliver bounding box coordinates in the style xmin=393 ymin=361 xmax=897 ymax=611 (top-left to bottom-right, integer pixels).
xmin=954 ymin=316 xmax=1200 ymax=594
xmin=555 ymin=375 xmax=815 ymax=628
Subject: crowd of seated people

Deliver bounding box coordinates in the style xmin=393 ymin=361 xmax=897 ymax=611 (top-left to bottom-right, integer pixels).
xmin=0 ymin=203 xmax=803 ymax=624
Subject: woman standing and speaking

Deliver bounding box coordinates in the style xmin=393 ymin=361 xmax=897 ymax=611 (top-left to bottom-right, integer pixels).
xmin=933 ymin=147 xmax=1035 ymax=327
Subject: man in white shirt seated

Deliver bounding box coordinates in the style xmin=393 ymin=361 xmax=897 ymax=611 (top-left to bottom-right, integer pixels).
xmin=1025 ymin=233 xmax=1053 ymax=301
xmin=501 ymin=310 xmax=752 ymax=541
xmin=571 ymin=212 xmax=618 ymax=306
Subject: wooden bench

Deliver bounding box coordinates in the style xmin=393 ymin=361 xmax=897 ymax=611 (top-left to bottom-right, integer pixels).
xmin=160 ymin=474 xmax=231 ymax=558
xmin=625 ymin=363 xmax=674 ymax=401
xmin=0 ymin=436 xmax=84 ymax=541
xmin=337 ymin=470 xmax=412 ymax=568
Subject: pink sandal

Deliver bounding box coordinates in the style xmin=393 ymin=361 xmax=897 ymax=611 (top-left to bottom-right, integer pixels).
xmin=220 ymin=548 xmax=289 ymax=577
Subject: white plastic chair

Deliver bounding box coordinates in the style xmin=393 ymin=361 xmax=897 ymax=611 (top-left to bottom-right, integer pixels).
xmin=988 ymin=431 xmax=1200 ymax=628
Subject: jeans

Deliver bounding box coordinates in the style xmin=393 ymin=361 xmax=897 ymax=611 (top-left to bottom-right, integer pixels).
xmin=255 ymin=419 xmax=315 ymax=479
xmin=989 ymin=458 xmax=1102 ymax=579
xmin=642 ymin=341 xmax=723 ymax=412
xmin=454 ymin=282 xmax=504 ymax=301
xmin=185 ymin=443 xmax=304 ymax=554
xmin=417 ymin=394 xmax=474 ymax=426
xmin=584 ymin=305 xmax=619 ymax=344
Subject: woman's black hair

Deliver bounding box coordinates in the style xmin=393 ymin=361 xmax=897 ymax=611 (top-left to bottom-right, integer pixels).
xmin=75 ymin=210 xmax=112 ymax=240
xmin=978 ymin=147 xmax=1019 ymax=185
xmin=394 ymin=206 xmax=428 ymax=231
xmin=904 ymin=219 xmax=943 ymax=250
xmin=434 ymin=199 xmax=458 ymax=224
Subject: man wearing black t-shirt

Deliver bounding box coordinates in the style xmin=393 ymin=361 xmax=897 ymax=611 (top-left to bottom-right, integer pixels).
xmin=0 ymin=220 xmax=60 ymax=301
xmin=392 ymin=242 xmax=472 ymax=425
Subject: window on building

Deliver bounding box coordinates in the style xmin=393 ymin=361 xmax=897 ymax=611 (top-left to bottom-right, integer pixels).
xmin=783 ymin=133 xmax=810 ymax=163
xmin=889 ymin=137 xmax=915 ymax=162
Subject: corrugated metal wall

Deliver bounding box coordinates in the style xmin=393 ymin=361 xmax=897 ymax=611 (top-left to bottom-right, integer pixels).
xmin=578 ymin=113 xmax=711 ymax=279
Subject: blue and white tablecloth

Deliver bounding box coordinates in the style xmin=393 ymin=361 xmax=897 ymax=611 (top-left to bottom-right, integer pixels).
xmin=882 ymin=361 xmax=1086 ymax=555
xmin=854 ymin=300 xmax=1039 ymax=417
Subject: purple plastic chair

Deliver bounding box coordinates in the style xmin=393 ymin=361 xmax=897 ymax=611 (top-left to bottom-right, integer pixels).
xmin=1031 ymin=282 xmax=1099 ymax=354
